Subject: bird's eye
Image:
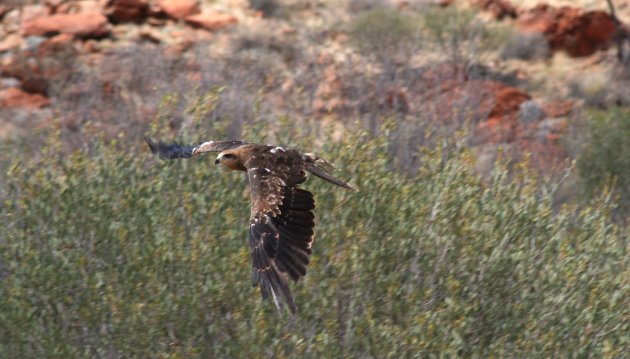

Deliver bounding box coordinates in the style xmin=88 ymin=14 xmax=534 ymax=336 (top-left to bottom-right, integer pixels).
xmin=223 ymin=153 xmax=235 ymax=159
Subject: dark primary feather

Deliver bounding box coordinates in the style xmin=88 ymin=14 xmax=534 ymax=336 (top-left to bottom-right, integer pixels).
xmin=145 ymin=138 xmax=249 ymax=159
xmin=272 ymin=187 xmax=315 ymax=282
xmin=146 ymin=138 xmax=195 ymax=159
xmin=247 ymin=162 xmax=315 ymax=315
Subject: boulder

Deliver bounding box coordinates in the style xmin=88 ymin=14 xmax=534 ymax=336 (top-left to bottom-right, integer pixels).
xmin=22 ymin=12 xmax=110 ymax=38
xmin=518 ymin=5 xmax=617 ymax=57
xmin=156 ymin=0 xmax=199 ymax=20
xmin=0 ymin=87 xmax=50 ymax=109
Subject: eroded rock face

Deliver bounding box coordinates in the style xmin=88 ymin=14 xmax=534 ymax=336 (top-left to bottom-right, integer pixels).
xmin=22 ymin=12 xmax=110 ymax=38
xmin=518 ymin=5 xmax=617 ymax=57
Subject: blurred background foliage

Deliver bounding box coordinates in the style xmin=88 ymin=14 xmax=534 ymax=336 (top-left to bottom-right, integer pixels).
xmin=0 ymin=117 xmax=627 ymax=357
xmin=577 ymin=108 xmax=630 ymax=215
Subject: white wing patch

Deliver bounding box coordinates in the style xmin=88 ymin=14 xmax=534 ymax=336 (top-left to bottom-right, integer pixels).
xmin=192 ymin=141 xmax=215 ymax=155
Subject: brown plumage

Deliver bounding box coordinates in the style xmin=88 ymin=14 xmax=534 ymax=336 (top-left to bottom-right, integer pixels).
xmin=146 ymin=138 xmax=357 ymax=314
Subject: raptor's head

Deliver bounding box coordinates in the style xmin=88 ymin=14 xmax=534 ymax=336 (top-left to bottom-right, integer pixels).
xmin=215 ymin=150 xmax=246 ymax=171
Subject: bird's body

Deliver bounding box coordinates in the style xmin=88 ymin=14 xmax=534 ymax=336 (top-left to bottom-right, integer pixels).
xmin=146 ymin=138 xmax=356 ymax=314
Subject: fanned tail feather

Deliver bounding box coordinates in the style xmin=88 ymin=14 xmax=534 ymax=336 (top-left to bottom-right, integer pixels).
xmin=256 ymin=262 xmax=297 ymax=314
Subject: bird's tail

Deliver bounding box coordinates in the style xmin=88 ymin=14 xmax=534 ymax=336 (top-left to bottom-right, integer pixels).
xmin=303 ymin=153 xmax=358 ymax=192
xmin=254 ymin=262 xmax=297 ymax=315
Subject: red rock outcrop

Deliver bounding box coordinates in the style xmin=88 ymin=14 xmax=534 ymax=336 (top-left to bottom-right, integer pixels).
xmin=518 ymin=5 xmax=617 ymax=57
xmin=0 ymin=87 xmax=50 ymax=109
xmin=22 ymin=12 xmax=110 ymax=38
xmin=156 ymin=0 xmax=200 ymax=20
xmin=465 ymin=83 xmax=530 ymax=144
xmin=488 ymin=87 xmax=531 ymax=119
xmin=408 ymin=62 xmax=569 ymax=173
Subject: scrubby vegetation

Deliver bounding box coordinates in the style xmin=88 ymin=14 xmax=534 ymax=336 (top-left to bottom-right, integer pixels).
xmin=1 ymin=122 xmax=627 ymax=357
xmin=578 ymin=108 xmax=630 ymax=215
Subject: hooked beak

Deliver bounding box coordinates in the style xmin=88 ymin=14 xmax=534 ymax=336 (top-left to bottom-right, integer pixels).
xmin=215 ymin=157 xmax=221 ymax=165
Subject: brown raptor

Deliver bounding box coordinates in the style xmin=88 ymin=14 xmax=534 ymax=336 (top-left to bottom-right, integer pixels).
xmin=146 ymin=138 xmax=357 ymax=314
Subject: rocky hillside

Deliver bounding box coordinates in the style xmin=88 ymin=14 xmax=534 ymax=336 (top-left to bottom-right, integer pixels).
xmin=1 ymin=0 xmax=629 ymax=177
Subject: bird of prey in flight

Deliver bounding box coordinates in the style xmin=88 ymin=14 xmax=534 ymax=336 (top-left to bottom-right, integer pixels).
xmin=146 ymin=138 xmax=357 ymax=314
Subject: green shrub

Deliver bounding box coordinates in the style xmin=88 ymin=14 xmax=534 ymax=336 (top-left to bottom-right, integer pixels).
xmin=0 ymin=125 xmax=628 ymax=357
xmin=578 ymin=108 xmax=630 ymax=215
xmin=422 ymin=7 xmax=512 ymax=63
xmin=348 ymin=8 xmax=420 ymax=64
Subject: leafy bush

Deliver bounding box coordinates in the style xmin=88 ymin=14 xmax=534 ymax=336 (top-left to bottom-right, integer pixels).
xmin=578 ymin=108 xmax=630 ymax=215
xmin=422 ymin=7 xmax=512 ymax=63
xmin=348 ymin=8 xmax=420 ymax=65
xmin=0 ymin=124 xmax=628 ymax=357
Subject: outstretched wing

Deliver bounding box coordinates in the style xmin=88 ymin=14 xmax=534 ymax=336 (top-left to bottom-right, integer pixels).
xmin=302 ymin=153 xmax=358 ymax=191
xmin=146 ymin=138 xmax=248 ymax=159
xmin=247 ymin=165 xmax=315 ymax=315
